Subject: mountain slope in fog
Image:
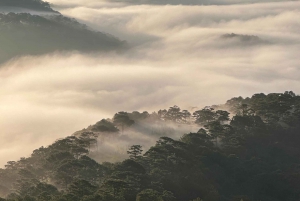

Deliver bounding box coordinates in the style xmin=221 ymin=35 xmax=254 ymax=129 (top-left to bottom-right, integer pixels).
xmin=221 ymin=33 xmax=269 ymax=46
xmin=0 ymin=0 xmax=57 ymax=12
xmin=107 ymin=0 xmax=291 ymax=5
xmin=1 ymin=91 xmax=300 ymax=201
xmin=0 ymin=0 xmax=126 ymax=64
xmin=0 ymin=13 xmax=126 ymax=64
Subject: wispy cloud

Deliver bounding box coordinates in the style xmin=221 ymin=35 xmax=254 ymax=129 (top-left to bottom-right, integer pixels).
xmin=48 ymin=0 xmax=300 ymax=7
xmin=0 ymin=0 xmax=299 ymax=166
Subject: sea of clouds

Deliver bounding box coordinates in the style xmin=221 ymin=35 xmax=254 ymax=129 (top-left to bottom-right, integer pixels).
xmin=0 ymin=0 xmax=299 ymax=166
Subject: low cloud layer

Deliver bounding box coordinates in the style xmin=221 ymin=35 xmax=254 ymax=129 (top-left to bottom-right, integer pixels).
xmin=48 ymin=0 xmax=299 ymax=8
xmin=0 ymin=0 xmax=300 ymax=166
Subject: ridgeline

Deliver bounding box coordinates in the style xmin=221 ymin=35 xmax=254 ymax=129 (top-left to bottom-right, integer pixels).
xmin=1 ymin=91 xmax=300 ymax=201
xmin=0 ymin=0 xmax=126 ymax=64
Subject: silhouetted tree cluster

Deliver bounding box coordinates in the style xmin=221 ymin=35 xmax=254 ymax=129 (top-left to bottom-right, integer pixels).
xmin=158 ymin=106 xmax=191 ymax=124
xmin=1 ymin=91 xmax=300 ymax=201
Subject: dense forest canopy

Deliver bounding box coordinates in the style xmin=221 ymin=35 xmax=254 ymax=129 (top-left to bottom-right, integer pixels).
xmin=0 ymin=13 xmax=126 ymax=63
xmin=1 ymin=91 xmax=300 ymax=201
xmin=0 ymin=0 xmax=126 ymax=64
xmin=0 ymin=0 xmax=56 ymax=12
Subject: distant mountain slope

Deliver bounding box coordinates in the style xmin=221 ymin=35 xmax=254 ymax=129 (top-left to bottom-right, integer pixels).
xmin=0 ymin=0 xmax=57 ymax=12
xmin=1 ymin=91 xmax=300 ymax=201
xmin=106 ymin=0 xmax=290 ymax=5
xmin=0 ymin=13 xmax=126 ymax=63
xmin=221 ymin=33 xmax=269 ymax=46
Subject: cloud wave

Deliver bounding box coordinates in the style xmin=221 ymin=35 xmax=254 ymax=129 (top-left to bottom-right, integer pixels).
xmin=0 ymin=0 xmax=300 ymax=166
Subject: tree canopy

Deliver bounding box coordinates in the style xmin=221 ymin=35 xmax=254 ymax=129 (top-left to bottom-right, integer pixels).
xmin=0 ymin=0 xmax=57 ymax=12
xmin=1 ymin=91 xmax=300 ymax=201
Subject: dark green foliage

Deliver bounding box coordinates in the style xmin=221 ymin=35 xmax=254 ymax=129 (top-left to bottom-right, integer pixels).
xmin=193 ymin=107 xmax=216 ymax=125
xmin=0 ymin=13 xmax=125 ymax=63
xmin=136 ymin=189 xmax=163 ymax=201
xmin=127 ymin=145 xmax=143 ymax=160
xmin=0 ymin=0 xmax=56 ymax=12
xmin=164 ymin=105 xmax=182 ymax=123
xmin=193 ymin=108 xmax=230 ymax=127
xmin=67 ymin=180 xmax=97 ymax=197
xmin=19 ymin=182 xmax=59 ymax=200
xmin=128 ymin=111 xmax=150 ymax=121
xmin=0 ymin=185 xmax=9 ymax=199
xmin=159 ymin=106 xmax=192 ymax=124
xmin=113 ymin=112 xmax=135 ymax=133
xmin=2 ymin=91 xmax=300 ymax=201
xmin=92 ymin=119 xmax=119 ymax=132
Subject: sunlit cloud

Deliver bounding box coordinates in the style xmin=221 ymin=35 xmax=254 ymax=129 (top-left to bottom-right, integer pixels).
xmin=0 ymin=0 xmax=300 ymax=166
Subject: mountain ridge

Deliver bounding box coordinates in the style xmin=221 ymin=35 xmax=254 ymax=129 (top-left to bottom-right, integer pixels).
xmin=0 ymin=6 xmax=127 ymax=64
xmin=0 ymin=0 xmax=58 ymax=13
xmin=1 ymin=91 xmax=300 ymax=201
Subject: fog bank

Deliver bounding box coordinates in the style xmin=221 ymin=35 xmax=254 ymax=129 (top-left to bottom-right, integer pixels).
xmin=0 ymin=0 xmax=299 ymax=166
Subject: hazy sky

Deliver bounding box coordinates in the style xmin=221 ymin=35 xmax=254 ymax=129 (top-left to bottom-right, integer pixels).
xmin=0 ymin=0 xmax=300 ymax=166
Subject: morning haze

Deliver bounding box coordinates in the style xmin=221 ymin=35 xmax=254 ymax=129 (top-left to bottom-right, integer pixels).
xmin=0 ymin=1 xmax=299 ymax=200
xmin=0 ymin=0 xmax=299 ymax=166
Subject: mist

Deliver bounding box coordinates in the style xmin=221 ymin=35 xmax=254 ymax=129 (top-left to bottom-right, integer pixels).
xmin=76 ymin=114 xmax=200 ymax=163
xmin=0 ymin=0 xmax=300 ymax=166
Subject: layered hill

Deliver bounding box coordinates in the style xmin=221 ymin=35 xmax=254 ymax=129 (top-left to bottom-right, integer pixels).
xmin=1 ymin=91 xmax=300 ymax=201
xmin=0 ymin=0 xmax=57 ymax=13
xmin=0 ymin=1 xmax=126 ymax=64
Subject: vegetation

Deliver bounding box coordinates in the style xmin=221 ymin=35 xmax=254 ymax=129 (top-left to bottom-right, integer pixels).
xmin=0 ymin=0 xmax=57 ymax=12
xmin=1 ymin=91 xmax=300 ymax=201
xmin=0 ymin=1 xmax=126 ymax=64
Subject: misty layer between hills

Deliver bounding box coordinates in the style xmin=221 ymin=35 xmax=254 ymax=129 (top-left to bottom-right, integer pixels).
xmin=1 ymin=91 xmax=300 ymax=201
xmin=0 ymin=0 xmax=299 ymax=169
xmin=0 ymin=0 xmax=126 ymax=64
xmin=48 ymin=0 xmax=299 ymax=7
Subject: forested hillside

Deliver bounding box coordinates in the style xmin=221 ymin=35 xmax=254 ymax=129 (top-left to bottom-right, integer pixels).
xmin=0 ymin=1 xmax=126 ymax=64
xmin=0 ymin=0 xmax=57 ymax=12
xmin=0 ymin=13 xmax=126 ymax=63
xmin=1 ymin=91 xmax=300 ymax=201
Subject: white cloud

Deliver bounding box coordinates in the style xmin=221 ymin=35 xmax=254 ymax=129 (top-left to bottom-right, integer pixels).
xmin=1 ymin=0 xmax=300 ymax=166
